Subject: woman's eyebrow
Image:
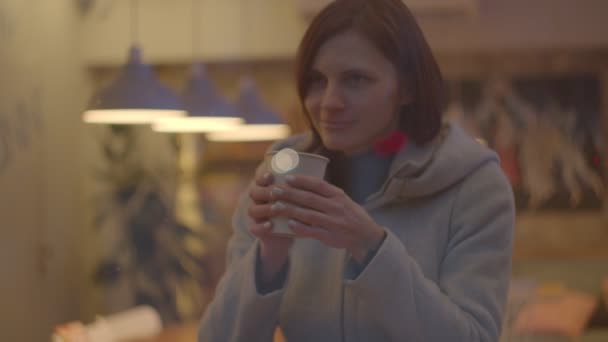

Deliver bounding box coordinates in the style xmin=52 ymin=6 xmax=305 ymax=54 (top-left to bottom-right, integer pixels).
xmin=339 ymin=67 xmax=376 ymax=78
xmin=340 ymin=67 xmax=367 ymax=74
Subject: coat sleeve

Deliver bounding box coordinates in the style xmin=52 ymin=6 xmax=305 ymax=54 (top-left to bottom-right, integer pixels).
xmin=345 ymin=161 xmax=515 ymax=341
xmin=198 ymin=184 xmax=287 ymax=342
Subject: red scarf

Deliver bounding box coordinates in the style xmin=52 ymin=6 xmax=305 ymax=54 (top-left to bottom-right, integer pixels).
xmin=373 ymin=130 xmax=408 ymax=157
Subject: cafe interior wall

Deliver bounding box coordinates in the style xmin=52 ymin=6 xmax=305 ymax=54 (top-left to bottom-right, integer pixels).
xmin=0 ymin=0 xmax=93 ymax=341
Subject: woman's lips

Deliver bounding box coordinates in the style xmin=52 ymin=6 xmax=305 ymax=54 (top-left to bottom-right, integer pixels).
xmin=320 ymin=120 xmax=355 ymax=130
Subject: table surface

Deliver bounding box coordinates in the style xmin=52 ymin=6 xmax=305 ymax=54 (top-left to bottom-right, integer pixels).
xmin=132 ymin=322 xmax=286 ymax=342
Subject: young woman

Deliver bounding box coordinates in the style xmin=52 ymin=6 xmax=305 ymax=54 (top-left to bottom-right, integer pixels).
xmin=199 ymin=0 xmax=515 ymax=341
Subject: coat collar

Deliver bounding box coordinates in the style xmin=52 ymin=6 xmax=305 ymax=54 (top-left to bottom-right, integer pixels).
xmin=364 ymin=123 xmax=449 ymax=210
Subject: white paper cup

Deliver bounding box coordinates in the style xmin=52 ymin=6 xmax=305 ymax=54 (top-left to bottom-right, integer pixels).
xmin=265 ymin=148 xmax=329 ymax=236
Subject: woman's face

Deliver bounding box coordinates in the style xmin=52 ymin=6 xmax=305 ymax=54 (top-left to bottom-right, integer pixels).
xmin=304 ymin=30 xmax=406 ymax=155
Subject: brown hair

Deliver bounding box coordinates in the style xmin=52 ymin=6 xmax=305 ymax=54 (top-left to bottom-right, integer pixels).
xmin=295 ymin=0 xmax=446 ymax=150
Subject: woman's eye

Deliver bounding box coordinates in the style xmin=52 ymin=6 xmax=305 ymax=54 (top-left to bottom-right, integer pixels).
xmin=312 ymin=77 xmax=325 ymax=86
xmin=308 ymin=73 xmax=326 ymax=89
xmin=344 ymin=73 xmax=370 ymax=87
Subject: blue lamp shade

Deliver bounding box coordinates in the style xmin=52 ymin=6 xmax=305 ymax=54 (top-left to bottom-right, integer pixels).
xmin=83 ymin=46 xmax=186 ymax=124
xmin=206 ymin=76 xmax=290 ymax=142
xmin=152 ymin=63 xmax=243 ymax=133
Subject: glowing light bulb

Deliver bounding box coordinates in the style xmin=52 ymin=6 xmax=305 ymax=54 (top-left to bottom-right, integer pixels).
xmin=271 ymin=148 xmax=300 ymax=174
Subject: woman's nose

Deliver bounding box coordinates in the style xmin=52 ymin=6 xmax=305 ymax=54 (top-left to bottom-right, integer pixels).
xmin=320 ymin=83 xmax=345 ymax=111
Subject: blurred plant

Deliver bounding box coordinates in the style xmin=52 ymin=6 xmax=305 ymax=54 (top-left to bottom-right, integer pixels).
xmin=91 ymin=125 xmax=213 ymax=323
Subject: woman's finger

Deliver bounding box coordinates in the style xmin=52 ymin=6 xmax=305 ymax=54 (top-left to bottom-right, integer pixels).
xmin=255 ymin=172 xmax=274 ymax=187
xmin=270 ymin=185 xmax=342 ymax=214
xmin=285 ymin=175 xmax=343 ymax=198
xmin=250 ymin=221 xmax=273 ymax=237
xmin=249 ymin=185 xmax=272 ymax=204
xmin=248 ymin=203 xmax=273 ymax=223
xmin=270 ymin=201 xmax=339 ymax=230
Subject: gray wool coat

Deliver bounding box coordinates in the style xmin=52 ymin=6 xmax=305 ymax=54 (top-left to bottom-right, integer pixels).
xmin=199 ymin=122 xmax=515 ymax=342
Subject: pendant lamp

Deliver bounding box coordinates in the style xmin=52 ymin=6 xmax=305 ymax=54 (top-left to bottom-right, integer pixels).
xmin=205 ymin=76 xmax=290 ymax=142
xmin=83 ymin=0 xmax=185 ymax=124
xmin=152 ymin=0 xmax=243 ymax=133
xmin=205 ymin=0 xmax=289 ymax=142
xmin=152 ymin=63 xmax=243 ymax=132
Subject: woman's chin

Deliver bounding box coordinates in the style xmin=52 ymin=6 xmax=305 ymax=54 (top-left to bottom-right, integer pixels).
xmin=321 ymin=137 xmax=351 ymax=153
xmin=321 ymin=137 xmax=341 ymax=151
xmin=322 ymin=136 xmax=372 ymax=156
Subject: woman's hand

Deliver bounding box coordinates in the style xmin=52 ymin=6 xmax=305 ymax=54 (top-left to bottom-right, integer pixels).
xmin=269 ymin=175 xmax=386 ymax=263
xmin=247 ymin=170 xmax=293 ymax=282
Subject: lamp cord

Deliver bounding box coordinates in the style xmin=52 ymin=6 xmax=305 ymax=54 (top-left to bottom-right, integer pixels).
xmin=239 ymin=0 xmax=251 ymax=74
xmin=192 ymin=0 xmax=202 ymax=62
xmin=130 ymin=0 xmax=139 ymax=46
xmin=239 ymin=0 xmax=245 ymax=60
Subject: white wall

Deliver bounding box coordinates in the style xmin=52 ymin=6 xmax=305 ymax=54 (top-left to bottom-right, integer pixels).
xmin=0 ymin=1 xmax=91 ymax=341
xmin=81 ymin=0 xmax=608 ymax=66
xmin=81 ymin=0 xmax=308 ymax=65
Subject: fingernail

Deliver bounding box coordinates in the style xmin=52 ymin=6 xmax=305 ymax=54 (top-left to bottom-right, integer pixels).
xmin=271 ymin=201 xmax=286 ymax=211
xmin=263 ymin=221 xmax=272 ymax=229
xmin=285 ymin=175 xmax=295 ymax=183
xmin=271 ymin=187 xmax=284 ymax=196
xmin=288 ymin=219 xmax=298 ymax=227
